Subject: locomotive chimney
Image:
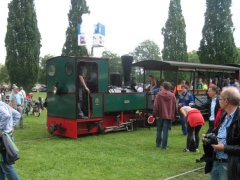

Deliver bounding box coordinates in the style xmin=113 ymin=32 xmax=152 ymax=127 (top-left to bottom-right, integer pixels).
xmin=121 ymin=55 xmax=133 ymax=86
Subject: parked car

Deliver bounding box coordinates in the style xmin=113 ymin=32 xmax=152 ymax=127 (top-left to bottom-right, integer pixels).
xmin=31 ymin=84 xmax=47 ymax=92
xmin=39 ymin=85 xmax=47 ymax=92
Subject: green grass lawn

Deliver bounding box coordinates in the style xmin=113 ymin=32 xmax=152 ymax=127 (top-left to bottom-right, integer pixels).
xmin=12 ymin=92 xmax=210 ymax=180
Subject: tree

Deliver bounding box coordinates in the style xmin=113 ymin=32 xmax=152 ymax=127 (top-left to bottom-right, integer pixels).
xmin=131 ymin=40 xmax=161 ymax=82
xmin=162 ymin=0 xmax=188 ymax=62
xmin=5 ymin=0 xmax=41 ymax=91
xmin=188 ymin=51 xmax=200 ymax=63
xmin=38 ymin=54 xmax=54 ymax=84
xmin=161 ymin=0 xmax=188 ymax=83
xmin=0 ymin=64 xmax=9 ymax=84
xmin=198 ymin=0 xmax=238 ymax=64
xmin=101 ymin=51 xmax=122 ymax=74
xmin=132 ymin=40 xmax=161 ymax=62
xmin=62 ymin=0 xmax=90 ymax=56
xmin=236 ymin=47 xmax=240 ymax=63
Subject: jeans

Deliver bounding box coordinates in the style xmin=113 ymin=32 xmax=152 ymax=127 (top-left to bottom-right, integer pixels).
xmin=156 ymin=119 xmax=171 ymax=149
xmin=16 ymin=106 xmax=23 ymax=128
xmin=211 ymin=161 xmax=228 ymax=180
xmin=0 ymin=163 xmax=20 ymax=180
xmin=0 ymin=136 xmax=20 ymax=180
xmin=186 ymin=124 xmax=202 ymax=149
xmin=180 ymin=114 xmax=187 ymax=135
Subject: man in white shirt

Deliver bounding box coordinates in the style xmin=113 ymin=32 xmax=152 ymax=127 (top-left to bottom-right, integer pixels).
xmin=19 ymin=87 xmax=26 ymax=100
xmin=191 ymin=85 xmax=220 ymax=133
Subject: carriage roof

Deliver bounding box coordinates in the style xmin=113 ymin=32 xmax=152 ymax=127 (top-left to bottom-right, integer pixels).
xmin=132 ymin=60 xmax=240 ymax=73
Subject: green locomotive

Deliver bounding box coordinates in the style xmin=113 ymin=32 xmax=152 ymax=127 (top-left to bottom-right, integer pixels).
xmin=46 ymin=55 xmax=147 ymax=138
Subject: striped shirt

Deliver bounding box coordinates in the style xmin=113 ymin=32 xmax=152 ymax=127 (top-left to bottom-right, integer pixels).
xmin=0 ymin=102 xmax=20 ymax=133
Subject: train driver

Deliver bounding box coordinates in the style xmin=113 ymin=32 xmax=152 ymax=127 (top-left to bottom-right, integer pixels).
xmin=78 ymin=64 xmax=90 ymax=119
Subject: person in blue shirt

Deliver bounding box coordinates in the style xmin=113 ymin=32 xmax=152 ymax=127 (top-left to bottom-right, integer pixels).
xmin=178 ymin=85 xmax=194 ymax=135
xmin=0 ymin=101 xmax=20 ymax=180
xmin=9 ymin=86 xmax=24 ymax=128
xmin=210 ymin=87 xmax=240 ymax=180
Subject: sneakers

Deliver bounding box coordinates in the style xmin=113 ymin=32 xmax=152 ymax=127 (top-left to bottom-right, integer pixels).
xmin=194 ymin=149 xmax=199 ymax=153
xmin=183 ymin=148 xmax=199 ymax=153
xmin=183 ymin=148 xmax=190 ymax=152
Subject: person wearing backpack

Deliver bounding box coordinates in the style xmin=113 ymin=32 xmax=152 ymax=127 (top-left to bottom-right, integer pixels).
xmin=0 ymin=101 xmax=20 ymax=180
xmin=180 ymin=106 xmax=205 ymax=152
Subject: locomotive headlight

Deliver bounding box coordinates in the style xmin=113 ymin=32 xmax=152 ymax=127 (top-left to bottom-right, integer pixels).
xmin=53 ymin=86 xmax=57 ymax=94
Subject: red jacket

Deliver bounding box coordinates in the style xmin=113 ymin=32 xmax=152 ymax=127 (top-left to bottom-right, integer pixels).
xmin=153 ymin=90 xmax=176 ymax=121
xmin=187 ymin=109 xmax=204 ymax=127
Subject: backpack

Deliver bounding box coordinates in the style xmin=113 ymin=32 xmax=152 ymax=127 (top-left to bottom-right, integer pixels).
xmin=2 ymin=133 xmax=20 ymax=165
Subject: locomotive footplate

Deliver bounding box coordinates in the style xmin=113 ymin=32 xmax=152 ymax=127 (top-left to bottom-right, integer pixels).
xmin=104 ymin=119 xmax=134 ymax=133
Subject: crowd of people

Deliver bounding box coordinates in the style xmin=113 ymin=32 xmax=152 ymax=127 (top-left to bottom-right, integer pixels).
xmin=150 ymin=74 xmax=240 ymax=179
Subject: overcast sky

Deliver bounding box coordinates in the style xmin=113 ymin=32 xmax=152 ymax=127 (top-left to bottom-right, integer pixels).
xmin=0 ymin=0 xmax=240 ymax=64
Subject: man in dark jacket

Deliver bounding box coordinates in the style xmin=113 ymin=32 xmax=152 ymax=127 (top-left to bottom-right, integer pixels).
xmin=153 ymin=82 xmax=176 ymax=149
xmin=211 ymin=87 xmax=240 ymax=180
xmin=192 ymin=85 xmax=220 ymax=133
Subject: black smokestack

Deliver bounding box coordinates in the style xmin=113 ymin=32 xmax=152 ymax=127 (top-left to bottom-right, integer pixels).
xmin=121 ymin=55 xmax=133 ymax=86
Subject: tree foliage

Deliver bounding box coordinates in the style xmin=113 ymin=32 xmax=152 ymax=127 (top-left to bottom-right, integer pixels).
xmin=132 ymin=40 xmax=161 ymax=62
xmin=38 ymin=54 xmax=54 ymax=84
xmin=0 ymin=64 xmax=9 ymax=84
xmin=161 ymin=0 xmax=188 ymax=83
xmin=198 ymin=0 xmax=238 ymax=64
xmin=237 ymin=47 xmax=240 ymax=63
xmin=130 ymin=40 xmax=161 ymax=83
xmin=188 ymin=51 xmax=200 ymax=63
xmin=5 ymin=0 xmax=41 ymax=92
xmin=162 ymin=0 xmax=188 ymax=62
xmin=101 ymin=51 xmax=122 ymax=74
xmin=62 ymin=0 xmax=90 ymax=56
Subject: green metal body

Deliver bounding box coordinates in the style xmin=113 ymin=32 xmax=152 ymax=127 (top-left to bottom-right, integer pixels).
xmin=47 ymin=56 xmax=77 ymax=119
xmin=47 ymin=56 xmax=109 ymax=119
xmin=104 ymin=93 xmax=146 ymax=112
xmin=91 ymin=94 xmax=103 ymax=117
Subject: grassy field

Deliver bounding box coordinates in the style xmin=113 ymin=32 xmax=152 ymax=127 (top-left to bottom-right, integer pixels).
xmin=12 ymin=92 xmax=210 ymax=180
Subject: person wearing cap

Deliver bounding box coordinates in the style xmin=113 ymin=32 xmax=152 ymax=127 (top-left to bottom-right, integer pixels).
xmin=178 ymin=84 xmax=194 ymax=135
xmin=9 ymin=86 xmax=24 ymax=128
xmin=0 ymin=101 xmax=20 ymax=179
